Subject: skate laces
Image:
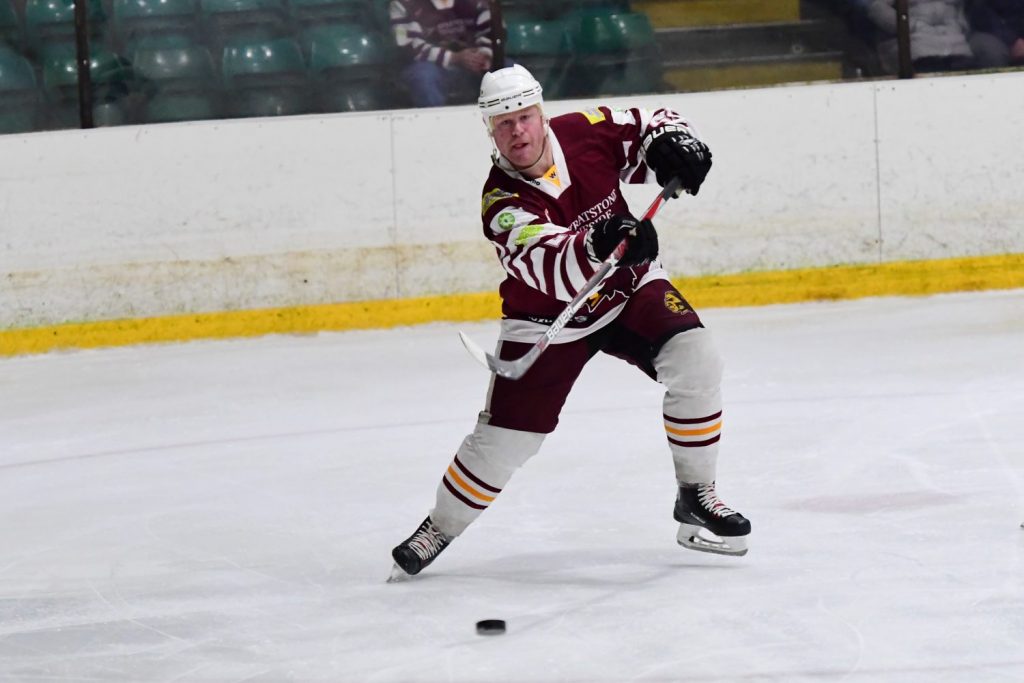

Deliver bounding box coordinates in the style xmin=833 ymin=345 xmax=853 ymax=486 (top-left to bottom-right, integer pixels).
xmin=697 ymin=484 xmax=737 ymax=518
xmin=408 ymin=520 xmax=449 ymax=561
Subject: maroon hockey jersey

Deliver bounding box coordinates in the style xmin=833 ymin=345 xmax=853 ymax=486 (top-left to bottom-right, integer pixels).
xmin=389 ymin=0 xmax=493 ymax=68
xmin=480 ymin=105 xmax=694 ymax=344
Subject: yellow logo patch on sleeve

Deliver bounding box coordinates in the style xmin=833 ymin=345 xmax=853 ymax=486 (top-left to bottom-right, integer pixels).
xmin=580 ymin=108 xmax=606 ymax=125
xmin=481 ymin=188 xmax=517 ymax=216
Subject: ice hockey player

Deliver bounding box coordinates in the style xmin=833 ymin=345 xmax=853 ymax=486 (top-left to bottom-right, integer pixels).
xmin=389 ymin=64 xmax=750 ymax=581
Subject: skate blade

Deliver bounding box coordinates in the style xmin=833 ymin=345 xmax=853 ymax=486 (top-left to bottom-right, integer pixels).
xmin=387 ymin=563 xmax=414 ymax=583
xmin=677 ymin=524 xmax=748 ymax=557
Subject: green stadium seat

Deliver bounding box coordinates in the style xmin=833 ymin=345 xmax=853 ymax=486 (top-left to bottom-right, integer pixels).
xmin=134 ymin=41 xmax=214 ymax=82
xmin=0 ymin=45 xmax=41 ymax=133
xmin=598 ymin=12 xmax=661 ymax=95
xmin=127 ymin=31 xmax=200 ymax=52
xmin=303 ymin=23 xmax=389 ymax=70
xmin=41 ymin=43 xmax=136 ymax=128
xmin=221 ymin=37 xmax=311 ymax=117
xmin=566 ymin=10 xmax=661 ymax=96
xmin=289 ymin=0 xmax=368 ymax=27
xmin=504 ymin=19 xmax=573 ymax=99
xmin=134 ymin=42 xmax=221 ymax=122
xmin=506 ymin=19 xmax=570 ymax=56
xmin=569 ymin=8 xmax=655 ymax=53
xmin=572 ymin=9 xmax=622 ymax=54
xmin=146 ymin=91 xmax=218 ymax=121
xmin=1 ymin=0 xmax=21 ymax=47
xmin=498 ymin=0 xmax=547 ymax=22
xmin=200 ymin=0 xmax=289 ymax=47
xmin=0 ymin=45 xmax=34 ymax=89
xmin=369 ymin=0 xmax=389 ymax=32
xmin=302 ymin=23 xmax=392 ymax=112
xmin=24 ymin=0 xmax=107 ymax=49
xmin=609 ymin=10 xmax=656 ymax=50
xmin=222 ymin=35 xmax=305 ymax=80
xmin=113 ymin=0 xmax=199 ymax=55
xmin=318 ymin=78 xmax=388 ymax=112
xmin=566 ymin=0 xmax=630 ymax=12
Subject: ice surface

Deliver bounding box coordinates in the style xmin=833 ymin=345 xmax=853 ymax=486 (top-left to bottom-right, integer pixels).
xmin=1 ymin=290 xmax=1022 ymax=682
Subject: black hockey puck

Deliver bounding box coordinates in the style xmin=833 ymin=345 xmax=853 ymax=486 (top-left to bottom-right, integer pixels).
xmin=475 ymin=619 xmax=506 ymax=635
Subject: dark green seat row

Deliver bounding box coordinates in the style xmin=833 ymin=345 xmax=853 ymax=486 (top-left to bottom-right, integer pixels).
xmin=504 ymin=10 xmax=661 ymax=97
xmin=0 ymin=0 xmax=390 ymax=50
xmin=1 ymin=1 xmax=659 ymax=132
xmin=0 ymin=24 xmax=398 ymax=132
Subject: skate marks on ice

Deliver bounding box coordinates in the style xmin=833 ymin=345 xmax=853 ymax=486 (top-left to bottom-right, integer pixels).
xmin=0 ymin=291 xmax=1022 ymax=681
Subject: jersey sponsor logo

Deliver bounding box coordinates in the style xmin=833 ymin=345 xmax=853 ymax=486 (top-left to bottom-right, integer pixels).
xmin=498 ymin=212 xmax=517 ymax=230
xmin=580 ymin=108 xmax=606 ymax=125
xmin=482 ymin=188 xmax=517 ymax=215
xmin=664 ymin=291 xmax=690 ymax=315
xmin=567 ymin=188 xmax=618 ymax=232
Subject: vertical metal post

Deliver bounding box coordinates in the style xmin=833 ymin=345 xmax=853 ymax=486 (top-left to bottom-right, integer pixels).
xmin=489 ymin=0 xmax=506 ymax=71
xmin=894 ymin=0 xmax=913 ymax=79
xmin=73 ymin=0 xmax=94 ymax=128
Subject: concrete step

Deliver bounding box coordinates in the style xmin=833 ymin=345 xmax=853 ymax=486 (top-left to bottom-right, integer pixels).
xmin=662 ymin=55 xmax=843 ymax=92
xmin=631 ymin=0 xmax=801 ymax=29
xmin=655 ymin=20 xmax=840 ymax=64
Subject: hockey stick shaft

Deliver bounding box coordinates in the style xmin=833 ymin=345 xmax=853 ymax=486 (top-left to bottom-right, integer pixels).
xmin=459 ymin=177 xmax=682 ymax=380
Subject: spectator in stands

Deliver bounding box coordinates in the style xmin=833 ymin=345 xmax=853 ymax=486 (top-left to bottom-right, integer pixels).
xmin=388 ymin=0 xmax=496 ymax=107
xmin=859 ymin=0 xmax=976 ymax=73
xmin=817 ymin=0 xmax=887 ymax=75
xmin=967 ymin=0 xmax=1024 ymax=67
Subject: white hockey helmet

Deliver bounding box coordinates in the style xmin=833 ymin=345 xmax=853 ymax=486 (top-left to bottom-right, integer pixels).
xmin=478 ymin=64 xmax=544 ymax=129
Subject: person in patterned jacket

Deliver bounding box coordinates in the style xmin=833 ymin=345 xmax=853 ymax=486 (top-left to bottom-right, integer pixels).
xmin=389 ymin=65 xmax=750 ymax=581
xmin=388 ymin=0 xmax=494 ymax=107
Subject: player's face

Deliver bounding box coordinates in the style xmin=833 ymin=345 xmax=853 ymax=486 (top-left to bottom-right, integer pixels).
xmin=491 ymin=106 xmax=546 ymax=169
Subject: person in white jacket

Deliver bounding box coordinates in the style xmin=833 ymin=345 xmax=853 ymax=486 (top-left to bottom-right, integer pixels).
xmin=860 ymin=0 xmax=976 ymax=73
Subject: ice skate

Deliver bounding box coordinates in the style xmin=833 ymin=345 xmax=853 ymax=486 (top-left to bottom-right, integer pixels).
xmin=387 ymin=516 xmax=452 ymax=582
xmin=674 ymin=482 xmax=750 ymax=556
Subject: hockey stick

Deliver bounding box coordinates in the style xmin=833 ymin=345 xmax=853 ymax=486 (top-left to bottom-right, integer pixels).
xmin=459 ymin=176 xmax=683 ymax=380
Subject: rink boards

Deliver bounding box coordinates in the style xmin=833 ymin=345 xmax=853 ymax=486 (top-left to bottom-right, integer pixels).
xmin=1 ymin=71 xmax=1023 ymax=354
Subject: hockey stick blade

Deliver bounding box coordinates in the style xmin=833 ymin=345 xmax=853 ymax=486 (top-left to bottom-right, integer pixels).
xmin=458 ymin=329 xmax=543 ymax=380
xmin=458 ymin=330 xmax=493 ymax=371
xmin=458 ymin=177 xmax=683 ymax=380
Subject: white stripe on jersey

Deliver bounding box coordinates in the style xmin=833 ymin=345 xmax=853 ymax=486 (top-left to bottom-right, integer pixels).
xmin=528 ymin=247 xmax=546 ymax=292
xmin=509 ymin=247 xmax=541 ymax=291
xmin=551 ymin=246 xmax=570 ymax=302
xmin=563 ymin=240 xmax=590 ymax=294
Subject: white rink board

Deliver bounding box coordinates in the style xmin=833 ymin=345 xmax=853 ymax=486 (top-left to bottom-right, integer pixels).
xmin=612 ymin=82 xmax=883 ymax=275
xmin=1 ymin=72 xmax=1023 ymax=327
xmin=874 ymin=76 xmax=1024 ymax=261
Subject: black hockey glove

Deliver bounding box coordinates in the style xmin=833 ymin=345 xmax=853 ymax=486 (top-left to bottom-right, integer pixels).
xmin=588 ymin=215 xmax=659 ymax=267
xmin=642 ymin=125 xmax=712 ymax=196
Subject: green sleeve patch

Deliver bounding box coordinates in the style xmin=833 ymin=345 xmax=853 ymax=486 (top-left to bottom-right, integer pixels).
xmin=498 ymin=212 xmax=516 ymax=230
xmin=514 ymin=224 xmax=545 ymax=245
